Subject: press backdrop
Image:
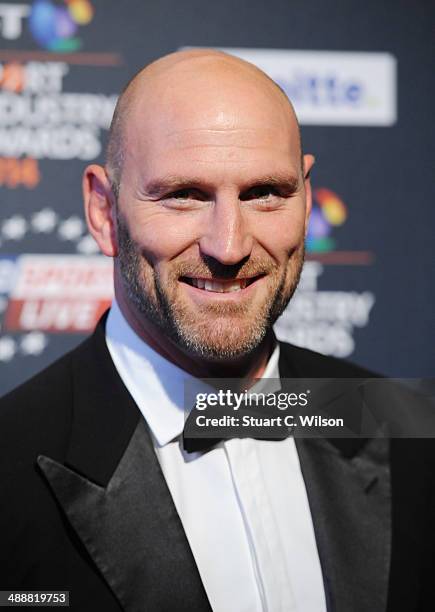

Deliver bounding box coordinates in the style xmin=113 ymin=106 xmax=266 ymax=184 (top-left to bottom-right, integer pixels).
xmin=0 ymin=0 xmax=433 ymax=396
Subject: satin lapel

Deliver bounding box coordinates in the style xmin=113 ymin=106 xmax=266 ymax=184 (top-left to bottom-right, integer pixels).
xmin=278 ymin=342 xmax=391 ymax=612
xmin=37 ymin=418 xmax=211 ymax=612
xmin=295 ymin=434 xmax=391 ymax=612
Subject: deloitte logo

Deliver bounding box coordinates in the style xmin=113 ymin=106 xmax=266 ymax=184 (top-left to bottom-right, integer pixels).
xmin=216 ymin=48 xmax=397 ymax=126
xmin=307 ymin=188 xmax=347 ymax=253
xmin=29 ymin=0 xmax=93 ymax=51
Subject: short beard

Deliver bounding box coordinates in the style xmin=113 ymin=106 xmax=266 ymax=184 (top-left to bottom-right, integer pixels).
xmin=115 ymin=210 xmax=305 ymax=362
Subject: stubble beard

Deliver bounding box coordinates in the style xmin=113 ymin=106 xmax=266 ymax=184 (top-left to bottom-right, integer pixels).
xmin=116 ymin=212 xmax=305 ymax=362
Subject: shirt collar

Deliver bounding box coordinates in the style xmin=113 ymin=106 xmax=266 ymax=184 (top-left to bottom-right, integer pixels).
xmin=105 ymin=299 xmax=280 ymax=447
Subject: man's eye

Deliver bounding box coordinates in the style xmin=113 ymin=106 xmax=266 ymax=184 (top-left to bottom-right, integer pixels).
xmin=170 ymin=189 xmax=191 ymax=199
xmin=241 ymin=185 xmax=279 ymax=201
xmin=168 ymin=189 xmax=204 ymax=200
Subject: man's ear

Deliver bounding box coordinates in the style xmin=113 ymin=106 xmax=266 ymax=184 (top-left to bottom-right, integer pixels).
xmin=83 ymin=164 xmax=118 ymax=257
xmin=303 ymin=153 xmax=315 ymax=232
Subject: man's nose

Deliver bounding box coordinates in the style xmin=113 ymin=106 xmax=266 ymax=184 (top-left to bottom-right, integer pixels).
xmin=198 ymin=196 xmax=254 ymax=265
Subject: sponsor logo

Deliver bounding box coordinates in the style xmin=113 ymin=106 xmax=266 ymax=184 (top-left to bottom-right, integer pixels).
xmin=0 ymin=1 xmax=93 ymax=51
xmin=217 ymin=47 xmax=397 ymax=126
xmin=0 ymin=212 xmax=106 ymax=361
xmin=2 ymin=254 xmax=113 ymax=333
xmin=305 ymin=186 xmax=373 ymax=264
xmin=307 ymin=188 xmax=347 ymax=253
xmin=29 ymin=0 xmax=93 ymax=52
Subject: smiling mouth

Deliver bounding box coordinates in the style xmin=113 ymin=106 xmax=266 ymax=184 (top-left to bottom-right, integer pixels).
xmin=180 ymin=276 xmax=263 ymax=293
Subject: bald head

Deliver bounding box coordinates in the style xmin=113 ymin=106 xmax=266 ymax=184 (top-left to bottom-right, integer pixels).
xmin=106 ymin=49 xmax=302 ymax=196
xmin=85 ymin=48 xmax=313 ymax=368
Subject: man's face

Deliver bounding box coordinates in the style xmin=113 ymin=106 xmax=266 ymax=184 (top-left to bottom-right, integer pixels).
xmin=114 ymin=70 xmax=310 ymax=361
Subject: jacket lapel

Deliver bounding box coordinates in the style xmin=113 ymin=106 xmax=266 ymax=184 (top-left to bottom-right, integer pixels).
xmin=37 ymin=316 xmax=211 ymax=612
xmin=278 ymin=343 xmax=392 ymax=612
xmin=38 ymin=419 xmax=211 ymax=612
xmin=295 ymin=435 xmax=391 ymax=612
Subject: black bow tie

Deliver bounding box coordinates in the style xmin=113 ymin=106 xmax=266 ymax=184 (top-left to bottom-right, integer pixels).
xmin=182 ymin=404 xmax=292 ymax=453
xmin=182 ymin=434 xmax=223 ymax=453
xmin=182 ymin=432 xmax=292 ymax=454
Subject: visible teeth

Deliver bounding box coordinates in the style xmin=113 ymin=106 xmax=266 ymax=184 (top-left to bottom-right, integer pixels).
xmin=188 ymin=278 xmax=250 ymax=292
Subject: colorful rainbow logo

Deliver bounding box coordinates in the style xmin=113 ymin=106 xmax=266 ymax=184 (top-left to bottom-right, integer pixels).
xmin=307 ymin=187 xmax=347 ymax=252
xmin=29 ymin=0 xmax=94 ymax=52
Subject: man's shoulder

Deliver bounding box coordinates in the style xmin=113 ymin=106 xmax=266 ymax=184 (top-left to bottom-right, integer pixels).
xmin=278 ymin=340 xmax=376 ymax=378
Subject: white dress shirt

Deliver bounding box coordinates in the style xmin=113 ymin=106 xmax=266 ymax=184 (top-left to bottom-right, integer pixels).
xmin=106 ymin=299 xmax=326 ymax=612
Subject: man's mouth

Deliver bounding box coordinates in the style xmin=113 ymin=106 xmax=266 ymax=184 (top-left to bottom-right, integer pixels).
xmin=180 ymin=276 xmax=263 ymax=293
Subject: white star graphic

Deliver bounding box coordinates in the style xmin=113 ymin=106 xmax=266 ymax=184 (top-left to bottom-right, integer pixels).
xmin=31 ymin=209 xmax=58 ymax=233
xmin=2 ymin=216 xmax=27 ymax=240
xmin=76 ymin=233 xmax=99 ymax=254
xmin=0 ymin=336 xmax=16 ymax=361
xmin=58 ymin=216 xmax=85 ymax=241
xmin=20 ymin=332 xmax=48 ymax=356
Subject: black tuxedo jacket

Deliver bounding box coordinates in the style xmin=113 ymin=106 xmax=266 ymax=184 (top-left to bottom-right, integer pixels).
xmin=0 ymin=315 xmax=434 ymax=611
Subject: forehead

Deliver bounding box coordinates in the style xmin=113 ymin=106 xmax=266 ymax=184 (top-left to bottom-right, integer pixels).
xmin=123 ymin=66 xmax=301 ymax=181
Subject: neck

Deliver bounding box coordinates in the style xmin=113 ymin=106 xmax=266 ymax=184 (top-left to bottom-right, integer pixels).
xmin=115 ymin=292 xmax=275 ymax=386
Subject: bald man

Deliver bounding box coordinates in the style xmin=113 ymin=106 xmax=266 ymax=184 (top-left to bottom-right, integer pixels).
xmin=0 ymin=50 xmax=434 ymax=612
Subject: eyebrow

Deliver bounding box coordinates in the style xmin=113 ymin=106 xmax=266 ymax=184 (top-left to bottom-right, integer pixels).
xmin=246 ymin=174 xmax=300 ymax=194
xmin=144 ymin=176 xmax=208 ymax=198
xmin=143 ymin=173 xmax=301 ymax=198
